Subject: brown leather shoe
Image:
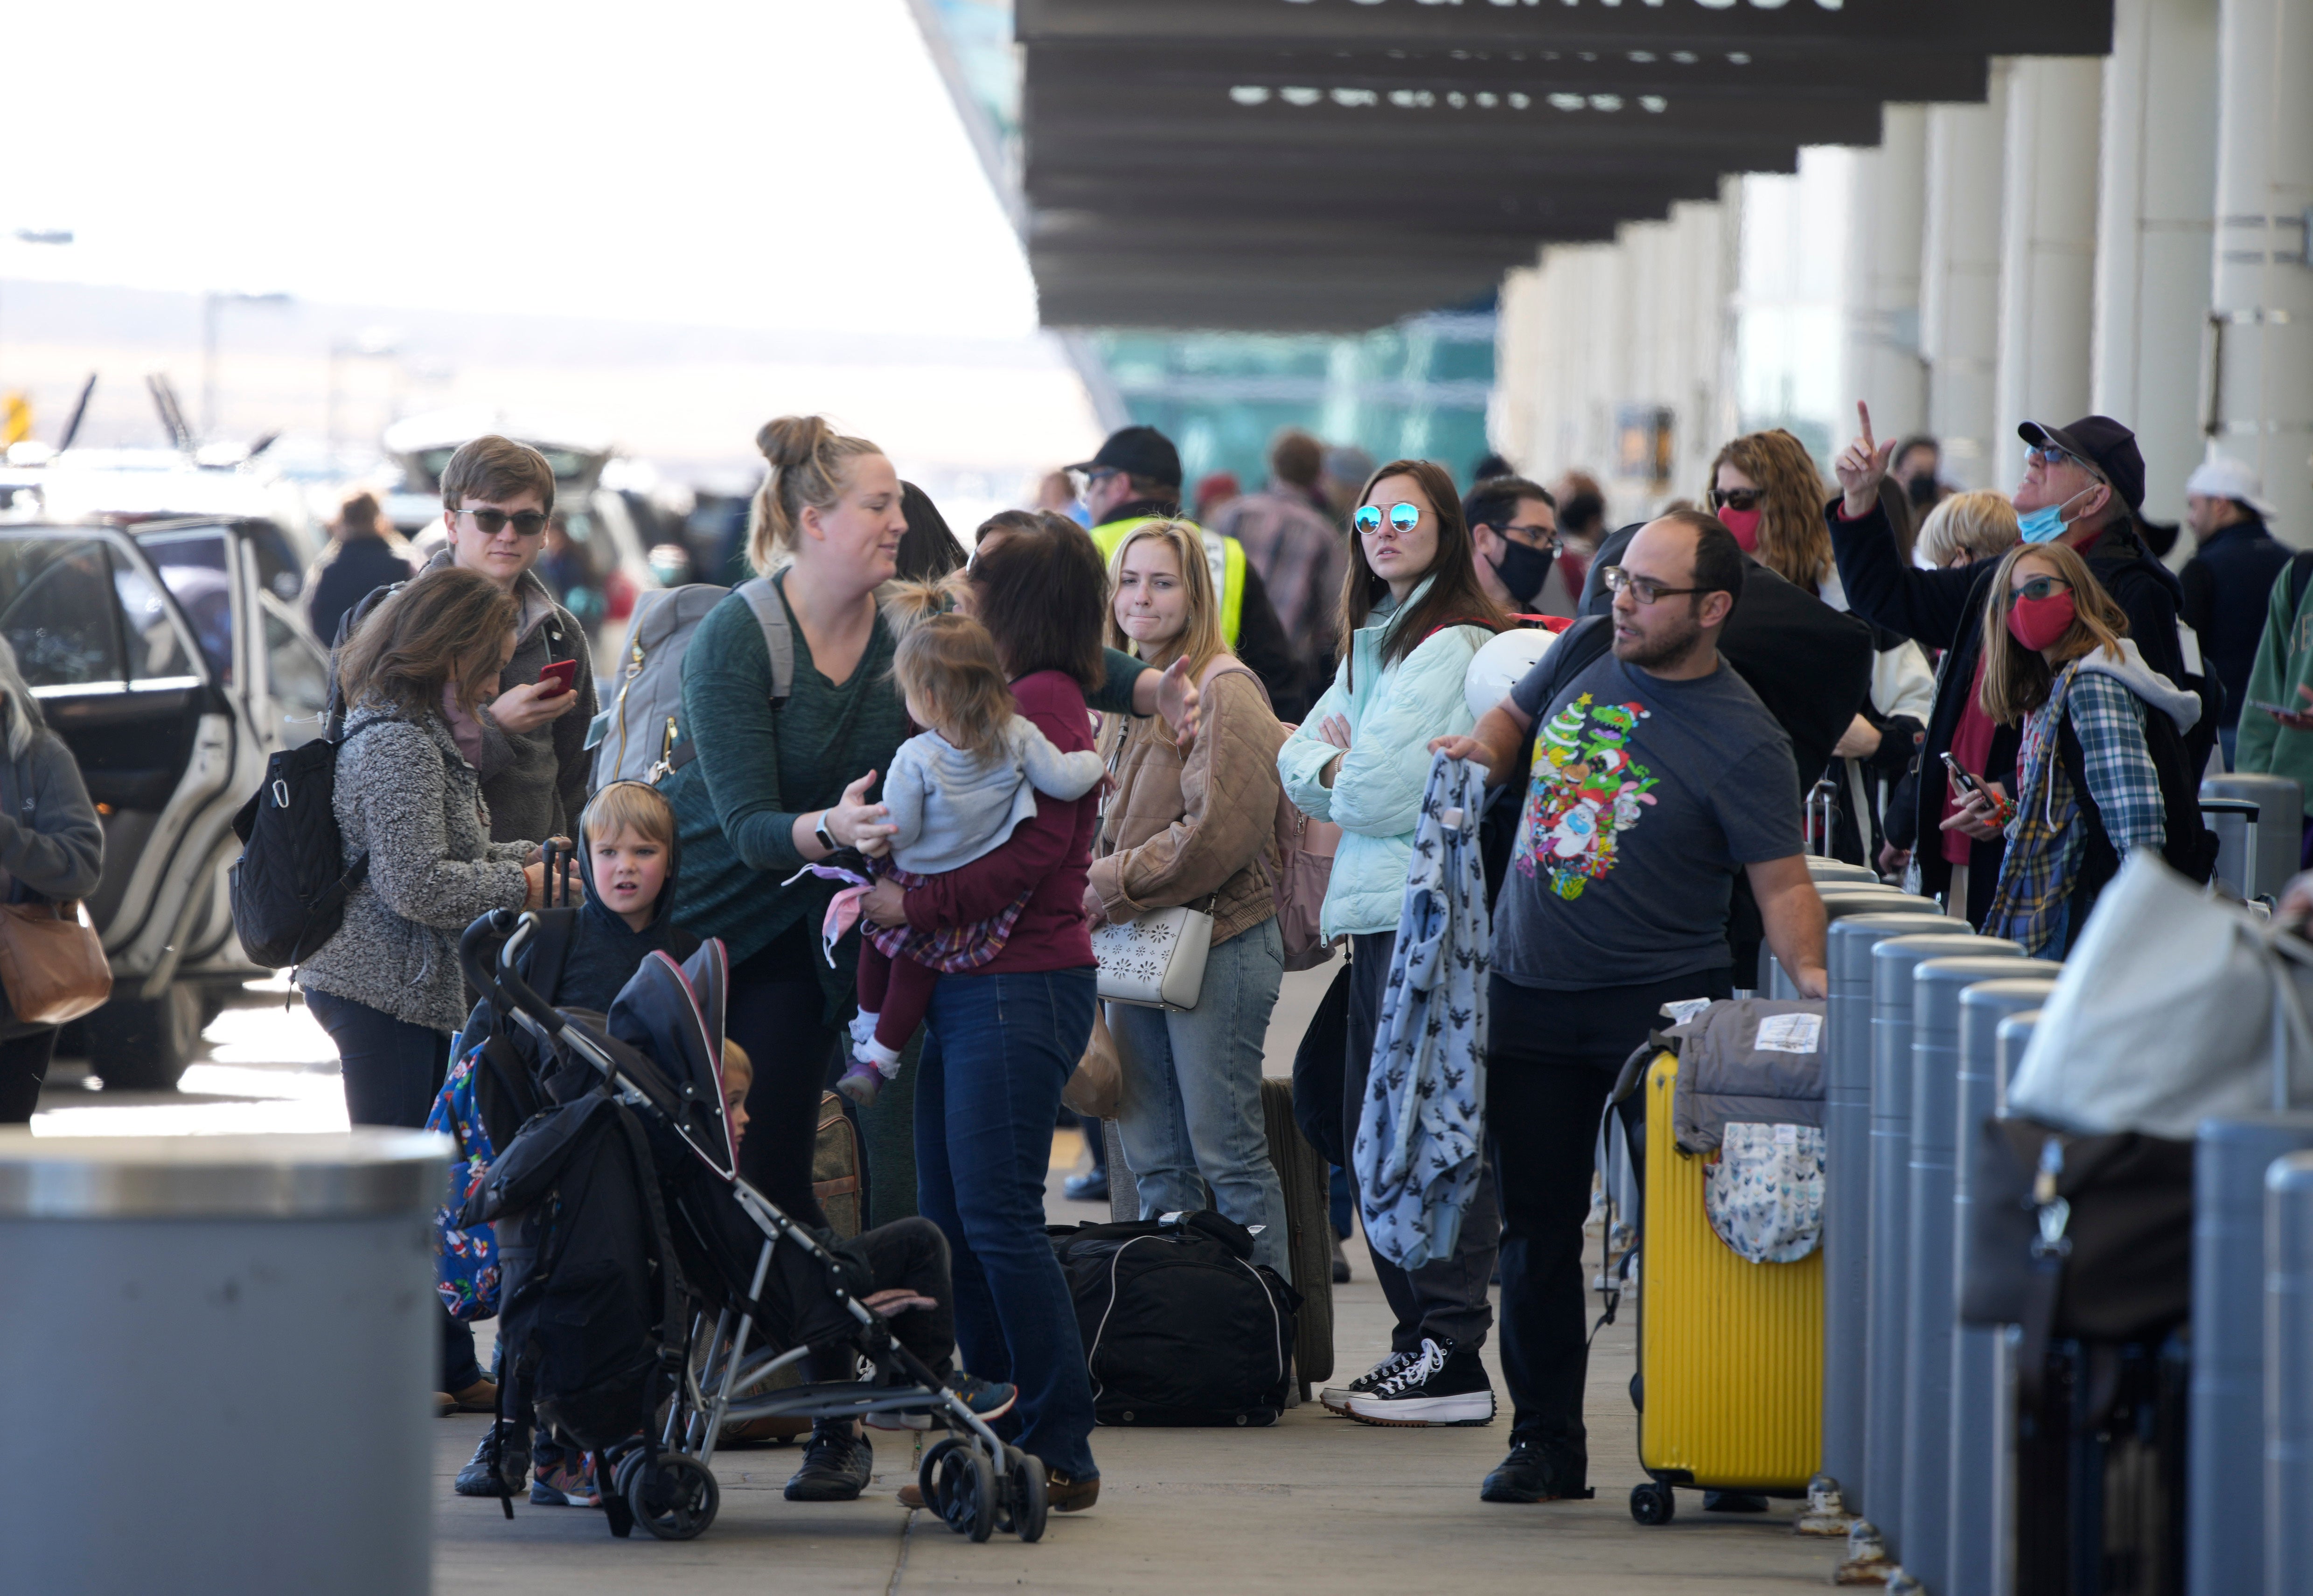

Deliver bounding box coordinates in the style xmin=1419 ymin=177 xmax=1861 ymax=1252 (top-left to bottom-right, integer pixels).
xmin=897 ymin=1482 xmax=926 ymax=1509
xmin=1047 ymin=1470 xmax=1099 ymax=1512
xmin=442 ymin=1377 xmax=498 ymax=1415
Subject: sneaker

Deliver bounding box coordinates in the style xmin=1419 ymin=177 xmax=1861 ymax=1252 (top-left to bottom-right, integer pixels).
xmin=1480 ymin=1440 xmax=1588 ymax=1503
xmin=1062 ymin=1168 xmax=1109 ymax=1204
xmin=531 ymin=1453 xmax=600 ymax=1508
xmin=947 ymin=1372 xmax=1017 ymax=1420
xmin=453 ymin=1422 xmax=529 ymax=1498
xmin=784 ymin=1424 xmax=872 ymax=1502
xmin=1318 ymin=1347 xmax=1416 ymax=1415
xmin=836 ymin=1054 xmax=882 ymax=1108
xmin=1343 ymin=1338 xmax=1496 ymax=1427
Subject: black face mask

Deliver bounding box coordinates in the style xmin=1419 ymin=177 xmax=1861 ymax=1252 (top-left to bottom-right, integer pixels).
xmin=1906 ymin=473 xmax=1939 ymax=509
xmin=1489 ymin=538 xmax=1554 ymax=608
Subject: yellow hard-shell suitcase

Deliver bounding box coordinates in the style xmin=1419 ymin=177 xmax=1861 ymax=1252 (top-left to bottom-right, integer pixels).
xmin=1629 ymin=1048 xmax=1823 ymax=1525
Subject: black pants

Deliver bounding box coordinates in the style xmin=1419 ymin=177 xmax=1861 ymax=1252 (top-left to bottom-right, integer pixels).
xmin=1345 ymin=931 xmax=1499 ymax=1356
xmin=0 ymin=1028 xmax=58 ymax=1123
xmin=1488 ymin=968 xmax=1731 ymax=1463
xmin=728 ymin=923 xmax=842 ymax=1230
xmin=304 ymin=987 xmax=481 ymax=1391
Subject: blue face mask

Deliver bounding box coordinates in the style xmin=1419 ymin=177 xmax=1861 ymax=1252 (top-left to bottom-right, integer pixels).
xmin=2016 ymin=485 xmax=2094 ymax=544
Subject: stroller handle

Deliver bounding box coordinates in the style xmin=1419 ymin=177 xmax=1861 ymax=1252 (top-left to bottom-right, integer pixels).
xmin=459 ymin=909 xmax=567 ymax=1040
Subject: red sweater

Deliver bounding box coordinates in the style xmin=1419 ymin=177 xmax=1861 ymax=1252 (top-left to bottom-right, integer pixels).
xmin=900 ymin=669 xmax=1097 ymax=974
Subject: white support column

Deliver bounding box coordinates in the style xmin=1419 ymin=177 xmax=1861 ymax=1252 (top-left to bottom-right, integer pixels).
xmin=2093 ymin=0 xmax=2222 ymax=528
xmin=2208 ymin=0 xmax=2313 ymax=541
xmin=1842 ymin=106 xmax=1931 ymax=441
xmin=1492 ymin=260 xmax=1546 ymax=472
xmin=1994 ymin=56 xmax=2104 ymax=490
xmin=1921 ymin=63 xmax=2012 ymax=492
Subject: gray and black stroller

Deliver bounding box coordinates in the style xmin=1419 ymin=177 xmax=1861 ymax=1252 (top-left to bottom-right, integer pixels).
xmin=457 ymin=908 xmax=1047 ymax=1543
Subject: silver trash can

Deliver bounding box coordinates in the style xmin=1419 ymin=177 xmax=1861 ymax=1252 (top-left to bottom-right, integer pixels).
xmin=0 ymin=1130 xmax=447 ymax=1596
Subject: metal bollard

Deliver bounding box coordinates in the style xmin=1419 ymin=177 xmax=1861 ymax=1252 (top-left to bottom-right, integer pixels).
xmin=2267 ymin=1152 xmax=2313 ymax=1596
xmin=0 ymin=1131 xmax=444 ymax=1596
xmin=1864 ymin=933 xmax=2019 ymax=1550
xmin=1766 ymin=887 xmax=1936 ymax=997
xmin=1899 ymin=958 xmax=2058 ymax=1591
xmin=1936 ymin=976 xmax=2060 ymax=1596
xmin=1822 ymin=913 xmax=1968 ymax=1513
xmin=1808 ymin=858 xmax=1882 ymax=885
xmin=2201 ymin=772 xmax=2301 ymax=903
xmin=2189 ymin=1114 xmax=2313 ymax=1596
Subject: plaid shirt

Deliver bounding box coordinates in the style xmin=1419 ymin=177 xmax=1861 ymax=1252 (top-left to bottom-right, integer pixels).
xmin=1984 ymin=662 xmax=2167 ymax=955
xmin=1212 ymin=485 xmax=1345 ymax=668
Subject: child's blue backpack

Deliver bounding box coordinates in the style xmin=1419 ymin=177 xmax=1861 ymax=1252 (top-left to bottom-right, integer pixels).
xmin=429 ymin=1044 xmax=506 ymax=1321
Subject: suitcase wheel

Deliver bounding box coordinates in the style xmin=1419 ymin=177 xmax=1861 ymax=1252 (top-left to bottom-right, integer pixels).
xmin=1630 ymin=1482 xmax=1676 ymax=1526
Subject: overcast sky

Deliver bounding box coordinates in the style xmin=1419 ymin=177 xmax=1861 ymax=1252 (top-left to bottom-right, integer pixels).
xmin=1 ymin=0 xmax=1036 ymax=338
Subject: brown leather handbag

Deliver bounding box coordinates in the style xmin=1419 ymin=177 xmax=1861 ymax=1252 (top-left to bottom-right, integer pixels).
xmin=0 ymin=897 xmax=113 ymax=1026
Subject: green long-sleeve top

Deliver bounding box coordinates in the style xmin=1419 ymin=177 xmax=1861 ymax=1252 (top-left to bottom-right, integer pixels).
xmin=666 ymin=573 xmax=1149 ymax=985
xmin=2229 ymin=563 xmax=2313 ymax=815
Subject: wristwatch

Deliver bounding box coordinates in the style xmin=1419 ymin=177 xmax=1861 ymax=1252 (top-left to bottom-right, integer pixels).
xmin=813 ymin=811 xmax=838 ymax=854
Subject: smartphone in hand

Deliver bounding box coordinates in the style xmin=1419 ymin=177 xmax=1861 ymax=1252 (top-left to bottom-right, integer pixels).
xmin=537 ymin=658 xmax=578 ymax=696
xmin=1940 ymin=751 xmax=1983 ymax=799
xmin=2251 ymin=699 xmax=2298 ymax=717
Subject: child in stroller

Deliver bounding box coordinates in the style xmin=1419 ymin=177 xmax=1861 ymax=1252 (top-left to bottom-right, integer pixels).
xmin=454 ymin=908 xmax=1043 ymax=1543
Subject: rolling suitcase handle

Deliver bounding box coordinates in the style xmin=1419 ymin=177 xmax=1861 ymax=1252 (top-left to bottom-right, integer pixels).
xmin=1806 ymin=778 xmax=1839 ymax=858
xmin=2200 ymin=796 xmax=2262 ymax=903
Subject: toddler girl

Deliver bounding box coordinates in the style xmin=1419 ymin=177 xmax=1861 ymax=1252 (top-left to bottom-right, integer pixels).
xmin=841 ymin=612 xmax=1104 ymax=1103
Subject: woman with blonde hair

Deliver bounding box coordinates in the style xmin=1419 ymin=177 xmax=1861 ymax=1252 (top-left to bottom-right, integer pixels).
xmin=1090 ymin=518 xmax=1293 ymax=1278
xmin=1951 ymin=541 xmax=2207 ymax=955
xmin=1915 ymin=489 xmax=2023 ymax=571
xmin=1709 ymin=429 xmax=1838 ymax=598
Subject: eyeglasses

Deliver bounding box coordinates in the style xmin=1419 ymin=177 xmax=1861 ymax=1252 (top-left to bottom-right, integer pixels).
xmin=1354 ymin=502 xmax=1422 ymax=536
xmin=1709 ymin=488 xmax=1761 ymax=513
xmin=2013 ymin=575 xmax=2073 ymax=603
xmin=1495 ymin=521 xmax=1560 ymax=550
xmin=460 ymin=507 xmax=549 ymax=538
xmin=2026 ymin=445 xmax=2091 ymax=475
xmin=1600 ymin=565 xmax=1708 ymax=606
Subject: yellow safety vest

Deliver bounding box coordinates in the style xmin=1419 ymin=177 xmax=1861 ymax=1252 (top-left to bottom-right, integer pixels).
xmin=1089 ymin=516 xmax=1248 ymax=647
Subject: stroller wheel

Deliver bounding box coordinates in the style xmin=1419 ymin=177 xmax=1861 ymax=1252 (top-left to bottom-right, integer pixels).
xmin=918 ymin=1437 xmax=966 ymax=1520
xmin=627 ymin=1453 xmax=720 ymax=1541
xmin=1008 ymin=1449 xmax=1048 ymax=1543
xmin=957 ymin=1448 xmax=998 ymax=1544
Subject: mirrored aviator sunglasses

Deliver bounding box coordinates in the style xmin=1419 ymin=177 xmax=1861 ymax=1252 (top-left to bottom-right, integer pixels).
xmin=1354 ymin=502 xmax=1422 ymax=535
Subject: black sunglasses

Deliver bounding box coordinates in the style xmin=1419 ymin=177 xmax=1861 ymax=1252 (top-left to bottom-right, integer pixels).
xmin=1710 ymin=488 xmax=1761 ymax=512
xmin=461 ymin=507 xmax=549 ymax=538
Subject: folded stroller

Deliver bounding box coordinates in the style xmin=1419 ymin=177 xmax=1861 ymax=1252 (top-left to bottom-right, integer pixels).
xmin=456 ymin=908 xmax=1047 ymax=1544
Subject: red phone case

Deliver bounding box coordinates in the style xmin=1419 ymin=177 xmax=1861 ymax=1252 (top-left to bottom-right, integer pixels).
xmin=539 ymin=660 xmax=577 ymax=694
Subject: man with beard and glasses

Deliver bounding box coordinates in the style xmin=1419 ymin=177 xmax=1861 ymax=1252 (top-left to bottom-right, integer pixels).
xmin=1430 ymin=509 xmax=1825 ymax=1509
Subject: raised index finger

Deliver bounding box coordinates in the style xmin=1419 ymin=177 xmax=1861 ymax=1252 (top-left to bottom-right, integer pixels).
xmin=1856 ymin=400 xmax=1875 ymax=454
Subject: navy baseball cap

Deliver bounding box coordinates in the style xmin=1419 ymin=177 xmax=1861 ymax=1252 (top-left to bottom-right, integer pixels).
xmin=1067 ymin=425 xmax=1182 ymax=491
xmin=2018 ymin=415 xmax=2146 ymax=514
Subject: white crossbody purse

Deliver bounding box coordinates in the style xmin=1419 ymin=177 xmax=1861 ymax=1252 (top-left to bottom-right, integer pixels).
xmin=1088 ymin=713 xmax=1215 ymax=1011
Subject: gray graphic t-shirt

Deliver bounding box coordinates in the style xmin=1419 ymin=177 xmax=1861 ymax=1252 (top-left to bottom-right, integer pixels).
xmin=1493 ymin=651 xmax=1802 ymax=990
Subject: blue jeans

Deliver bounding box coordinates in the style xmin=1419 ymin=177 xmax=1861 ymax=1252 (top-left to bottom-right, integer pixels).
xmin=1110 ymin=918 xmax=1290 ymax=1277
xmin=915 ymin=966 xmax=1099 ymax=1480
xmin=304 ymin=986 xmax=481 ymax=1392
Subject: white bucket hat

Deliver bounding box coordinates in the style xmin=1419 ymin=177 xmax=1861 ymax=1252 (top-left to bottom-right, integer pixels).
xmin=2185 ymin=454 xmax=2274 ymax=518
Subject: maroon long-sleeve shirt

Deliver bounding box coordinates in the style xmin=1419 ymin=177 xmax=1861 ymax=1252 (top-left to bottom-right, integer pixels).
xmin=900 ymin=669 xmax=1098 ymax=974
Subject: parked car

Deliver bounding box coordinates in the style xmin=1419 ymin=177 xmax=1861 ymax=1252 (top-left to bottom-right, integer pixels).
xmin=0 ymin=518 xmax=331 ymax=1088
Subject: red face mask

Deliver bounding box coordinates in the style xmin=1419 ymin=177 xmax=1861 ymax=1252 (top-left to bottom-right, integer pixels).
xmin=2006 ymin=588 xmax=2076 ymax=651
xmin=1717 ymin=505 xmax=1762 ymax=552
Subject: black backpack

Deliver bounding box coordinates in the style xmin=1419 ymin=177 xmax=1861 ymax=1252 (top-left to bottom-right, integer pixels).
xmin=1048 ymin=1211 xmax=1299 ymax=1427
xmin=226 ymin=720 xmax=385 ymax=970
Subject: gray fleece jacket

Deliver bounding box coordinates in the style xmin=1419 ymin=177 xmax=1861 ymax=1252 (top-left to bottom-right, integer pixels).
xmin=296 ymin=709 xmax=530 ymax=1031
xmin=0 ymin=730 xmax=104 ymax=906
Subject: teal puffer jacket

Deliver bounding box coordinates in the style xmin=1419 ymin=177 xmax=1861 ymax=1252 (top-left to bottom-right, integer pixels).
xmin=1277 ymin=580 xmax=1491 ymax=940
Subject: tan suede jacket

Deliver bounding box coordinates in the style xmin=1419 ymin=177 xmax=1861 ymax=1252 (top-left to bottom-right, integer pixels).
xmin=1088 ymin=659 xmax=1286 ymax=946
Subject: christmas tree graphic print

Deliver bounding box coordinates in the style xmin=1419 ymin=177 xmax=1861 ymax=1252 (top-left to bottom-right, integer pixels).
xmin=1514 ymin=692 xmax=1659 ymax=899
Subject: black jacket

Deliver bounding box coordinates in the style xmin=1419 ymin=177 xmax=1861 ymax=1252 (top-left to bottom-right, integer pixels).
xmin=305 ymin=535 xmax=413 ymax=648
xmin=1827 ymin=497 xmax=2196 ymax=914
xmin=2181 ymin=518 xmax=2288 ymax=732
xmin=556 ymin=825 xmax=700 ymax=1017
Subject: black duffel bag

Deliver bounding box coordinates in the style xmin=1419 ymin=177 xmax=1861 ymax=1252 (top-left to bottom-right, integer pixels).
xmin=1049 ymin=1210 xmax=1300 ymax=1427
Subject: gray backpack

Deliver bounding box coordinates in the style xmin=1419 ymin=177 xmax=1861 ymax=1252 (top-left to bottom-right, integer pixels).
xmin=587 ymin=579 xmax=793 ymax=788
